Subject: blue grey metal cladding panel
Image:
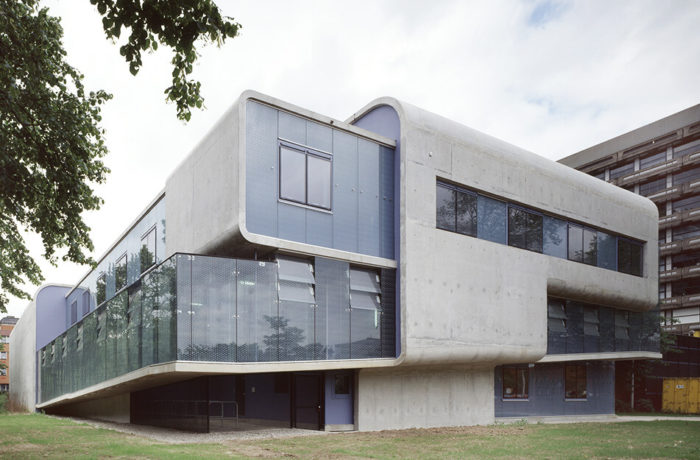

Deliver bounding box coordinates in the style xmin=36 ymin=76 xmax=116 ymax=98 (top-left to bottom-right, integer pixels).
xmin=246 ymin=101 xmax=278 ymax=236
xmin=358 ymin=139 xmax=381 ymax=256
xmin=245 ymin=101 xmax=395 ymax=259
xmin=315 ymin=257 xmax=350 ymax=360
xmin=494 ymin=362 xmax=615 ymax=417
xmin=332 ymin=130 xmax=359 ymax=253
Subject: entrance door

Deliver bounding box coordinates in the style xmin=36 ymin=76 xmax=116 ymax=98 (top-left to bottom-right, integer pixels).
xmin=292 ymin=373 xmax=323 ymax=430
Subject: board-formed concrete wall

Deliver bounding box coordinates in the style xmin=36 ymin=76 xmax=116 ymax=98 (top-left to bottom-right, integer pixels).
xmin=356 ymin=366 xmax=493 ymax=430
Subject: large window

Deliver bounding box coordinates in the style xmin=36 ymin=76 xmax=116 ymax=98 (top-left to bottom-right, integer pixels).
xmin=435 ymin=180 xmax=645 ymax=277
xmin=502 ymin=367 xmax=529 ymax=399
xmin=96 ymin=274 xmax=106 ymax=306
xmin=279 ymin=143 xmax=332 ymax=210
xmin=565 ymin=364 xmax=587 ymax=399
xmin=639 ymin=177 xmax=667 ymax=196
xmin=70 ymin=301 xmax=77 ymax=325
xmin=436 ymin=182 xmax=477 ymax=236
xmin=639 ymin=150 xmax=667 ymax=169
xmin=508 ymin=206 xmax=543 ymax=252
xmin=609 ymin=162 xmax=634 ymax=180
xmin=140 ymin=227 xmax=157 ymax=274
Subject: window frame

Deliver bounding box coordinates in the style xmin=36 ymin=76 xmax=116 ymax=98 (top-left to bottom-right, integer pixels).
xmin=502 ymin=366 xmax=529 ymax=400
xmin=140 ymin=225 xmax=157 ymax=274
xmin=564 ymin=364 xmax=587 ymax=400
xmin=507 ymin=204 xmax=543 ymax=253
xmin=278 ymin=140 xmax=333 ymax=212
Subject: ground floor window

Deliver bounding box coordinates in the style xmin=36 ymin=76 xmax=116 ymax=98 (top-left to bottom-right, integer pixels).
xmin=502 ymin=366 xmax=529 ymax=399
xmin=565 ymin=364 xmax=587 ymax=399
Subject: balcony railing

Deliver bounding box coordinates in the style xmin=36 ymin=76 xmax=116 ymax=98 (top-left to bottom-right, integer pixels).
xmin=38 ymin=253 xmax=397 ymax=403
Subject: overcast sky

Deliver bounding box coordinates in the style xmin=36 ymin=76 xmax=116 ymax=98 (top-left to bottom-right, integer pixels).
xmin=5 ymin=0 xmax=700 ymax=318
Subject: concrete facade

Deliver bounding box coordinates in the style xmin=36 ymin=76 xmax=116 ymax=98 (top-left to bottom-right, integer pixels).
xmin=11 ymin=91 xmax=660 ymax=431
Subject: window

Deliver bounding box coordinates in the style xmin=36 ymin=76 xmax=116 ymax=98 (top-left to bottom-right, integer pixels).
xmin=597 ymin=231 xmax=616 ymax=270
xmin=615 ymin=310 xmax=630 ymax=339
xmin=502 ymin=367 xmax=529 ymax=399
xmin=673 ymin=140 xmax=700 ymax=159
xmin=76 ymin=324 xmax=83 ymax=351
xmin=436 ymin=182 xmax=477 ymax=236
xmin=70 ymin=300 xmax=77 ymax=325
xmin=673 ymin=224 xmax=700 ymax=242
xmin=543 ymin=216 xmax=567 ymax=259
xmin=568 ymin=224 xmax=583 ymax=263
xmin=82 ymin=290 xmax=90 ymax=317
xmin=673 ymin=168 xmax=700 ymax=187
xmin=609 ymin=162 xmax=634 ymax=180
xmin=565 ymin=364 xmax=587 ymax=399
xmin=334 ymin=374 xmax=351 ymax=395
xmin=115 ymin=254 xmax=127 ymax=291
xmin=279 ymin=143 xmax=332 ymax=210
xmin=672 ymin=194 xmax=700 ymax=212
xmin=640 ymin=150 xmax=667 ymax=169
xmin=0 ymin=369 xmax=6 ymax=376
xmin=547 ymin=299 xmax=567 ymax=333
xmin=140 ymin=227 xmax=157 ymax=273
xmin=0 ymin=351 xmax=7 ymax=360
xmin=477 ymin=195 xmax=507 ymax=244
xmin=508 ymin=206 xmax=543 ymax=252
xmin=96 ymin=274 xmax=106 ymax=306
xmin=639 ymin=177 xmax=666 ymax=196
xmin=583 ymin=307 xmax=600 ymax=336
xmin=618 ymin=239 xmax=643 ymax=276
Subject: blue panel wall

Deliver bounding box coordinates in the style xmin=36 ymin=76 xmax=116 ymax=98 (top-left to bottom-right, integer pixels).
xmin=494 ymin=362 xmax=615 ymax=417
xmin=36 ymin=286 xmax=72 ymax=350
xmin=245 ymin=101 xmax=395 ymax=260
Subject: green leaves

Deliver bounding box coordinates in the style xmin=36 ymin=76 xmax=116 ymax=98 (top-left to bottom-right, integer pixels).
xmin=0 ymin=0 xmax=111 ymax=312
xmin=91 ymin=0 xmax=241 ymax=121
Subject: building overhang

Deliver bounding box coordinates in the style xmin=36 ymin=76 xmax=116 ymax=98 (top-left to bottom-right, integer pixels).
xmin=36 ymin=358 xmax=399 ymax=410
xmin=536 ymin=351 xmax=662 ymax=364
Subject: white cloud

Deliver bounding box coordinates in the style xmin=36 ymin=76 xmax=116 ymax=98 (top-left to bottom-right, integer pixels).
xmin=4 ymin=0 xmax=700 ymax=317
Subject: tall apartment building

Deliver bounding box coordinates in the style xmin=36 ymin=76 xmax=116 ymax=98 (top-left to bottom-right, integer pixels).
xmin=559 ymin=104 xmax=700 ymax=335
xmin=10 ymin=91 xmax=659 ymax=432
xmin=1 ymin=316 xmax=18 ymax=392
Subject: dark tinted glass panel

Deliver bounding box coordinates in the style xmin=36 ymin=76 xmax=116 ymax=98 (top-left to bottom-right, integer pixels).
xmin=280 ymin=146 xmax=306 ymax=203
xmin=436 ymin=184 xmax=456 ymax=231
xmin=568 ymin=224 xmax=583 ymax=262
xmin=96 ymin=274 xmax=106 ymax=306
xmin=477 ymin=195 xmax=506 ymax=244
xmin=673 ymin=224 xmax=700 ymax=242
xmin=673 ymin=194 xmax=700 ymax=212
xmin=115 ymin=255 xmax=127 ymax=291
xmin=583 ymin=228 xmax=597 ymax=266
xmin=456 ymin=191 xmax=477 ymax=236
xmin=596 ymin=231 xmax=616 ymax=270
xmin=640 ymin=150 xmax=667 ymax=169
xmin=565 ymin=364 xmax=586 ymax=399
xmin=502 ymin=367 xmax=528 ymax=399
xmin=618 ymin=239 xmax=643 ymax=276
xmin=543 ymin=216 xmax=567 ymax=259
xmin=674 ymin=141 xmax=700 ymax=159
xmin=593 ymin=171 xmax=605 ymax=180
xmin=672 ymin=251 xmax=700 ymax=269
xmin=140 ymin=228 xmax=156 ymax=273
xmin=609 ymin=162 xmax=634 ymax=179
xmin=70 ymin=301 xmax=77 ymax=325
xmin=671 ymin=280 xmax=700 ymax=296
xmin=307 ymin=155 xmax=331 ymax=209
xmin=508 ymin=207 xmax=543 ymax=252
xmin=673 ymin=168 xmax=700 ymax=186
xmin=639 ymin=177 xmax=666 ymax=196
xmin=334 ymin=374 xmax=351 ymax=394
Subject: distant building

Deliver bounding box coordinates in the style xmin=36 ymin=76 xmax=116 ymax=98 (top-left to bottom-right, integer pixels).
xmin=1 ymin=316 xmax=18 ymax=392
xmin=559 ymin=104 xmax=700 ymax=335
xmin=11 ymin=91 xmax=659 ymax=431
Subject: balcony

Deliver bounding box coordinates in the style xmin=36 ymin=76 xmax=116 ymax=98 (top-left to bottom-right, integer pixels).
xmin=38 ymin=253 xmax=397 ymax=404
xmin=661 ymin=294 xmax=700 ymax=310
xmin=659 ymin=265 xmax=700 ymax=283
xmin=659 ymin=236 xmax=700 ymax=257
xmin=659 ymin=206 xmax=700 ymax=230
xmin=615 ymin=148 xmax=700 ymax=188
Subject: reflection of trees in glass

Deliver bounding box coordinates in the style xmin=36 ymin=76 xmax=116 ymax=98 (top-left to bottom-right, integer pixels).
xmin=436 ymin=184 xmax=477 ymax=236
xmin=508 ymin=207 xmax=542 ymax=252
xmin=96 ymin=274 xmax=106 ymax=305
xmin=262 ymin=315 xmax=324 ymax=361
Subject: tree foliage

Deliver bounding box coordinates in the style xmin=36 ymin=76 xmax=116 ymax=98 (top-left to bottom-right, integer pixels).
xmin=0 ymin=0 xmax=240 ymax=312
xmin=91 ymin=0 xmax=240 ymax=121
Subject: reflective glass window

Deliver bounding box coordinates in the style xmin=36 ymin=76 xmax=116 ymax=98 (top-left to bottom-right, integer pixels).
xmin=617 ymin=239 xmax=643 ymax=276
xmin=115 ymin=254 xmax=127 ymax=291
xmin=673 ymin=140 xmax=700 ymax=159
xmin=565 ymin=364 xmax=587 ymax=399
xmin=436 ymin=182 xmax=477 ymax=236
xmin=639 ymin=150 xmax=667 ymax=169
xmin=70 ymin=301 xmax=77 ymax=325
xmin=508 ymin=206 xmax=543 ymax=253
xmin=609 ymin=162 xmax=634 ymax=180
xmin=543 ymin=216 xmax=567 ymax=259
xmin=596 ymin=231 xmax=616 ymax=270
xmin=672 ymin=251 xmax=700 ymax=269
xmin=96 ymin=274 xmax=106 ymax=306
xmin=436 ymin=183 xmax=456 ymax=232
xmin=672 ymin=194 xmax=700 ymax=212
xmin=673 ymin=224 xmax=700 ymax=242
xmin=583 ymin=307 xmax=599 ymax=336
xmin=568 ymin=224 xmax=583 ymax=262
xmin=502 ymin=367 xmax=529 ymax=399
xmin=639 ymin=177 xmax=666 ymax=196
xmin=477 ymin=195 xmax=506 ymax=244
xmin=82 ymin=290 xmax=90 ymax=316
xmin=673 ymin=168 xmax=700 ymax=186
xmin=140 ymin=227 xmax=156 ymax=274
xmin=456 ymin=191 xmax=477 ymax=236
xmin=583 ymin=228 xmax=597 ymax=266
xmin=279 ymin=144 xmax=332 ymax=210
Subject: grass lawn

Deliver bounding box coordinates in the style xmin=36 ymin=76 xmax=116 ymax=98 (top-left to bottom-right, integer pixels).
xmin=0 ymin=413 xmax=699 ymax=459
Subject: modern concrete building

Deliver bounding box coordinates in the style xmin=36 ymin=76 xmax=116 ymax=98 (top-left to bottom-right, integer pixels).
xmin=10 ymin=91 xmax=660 ymax=431
xmin=559 ymin=104 xmax=700 ymax=335
xmin=1 ymin=316 xmax=18 ymax=392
